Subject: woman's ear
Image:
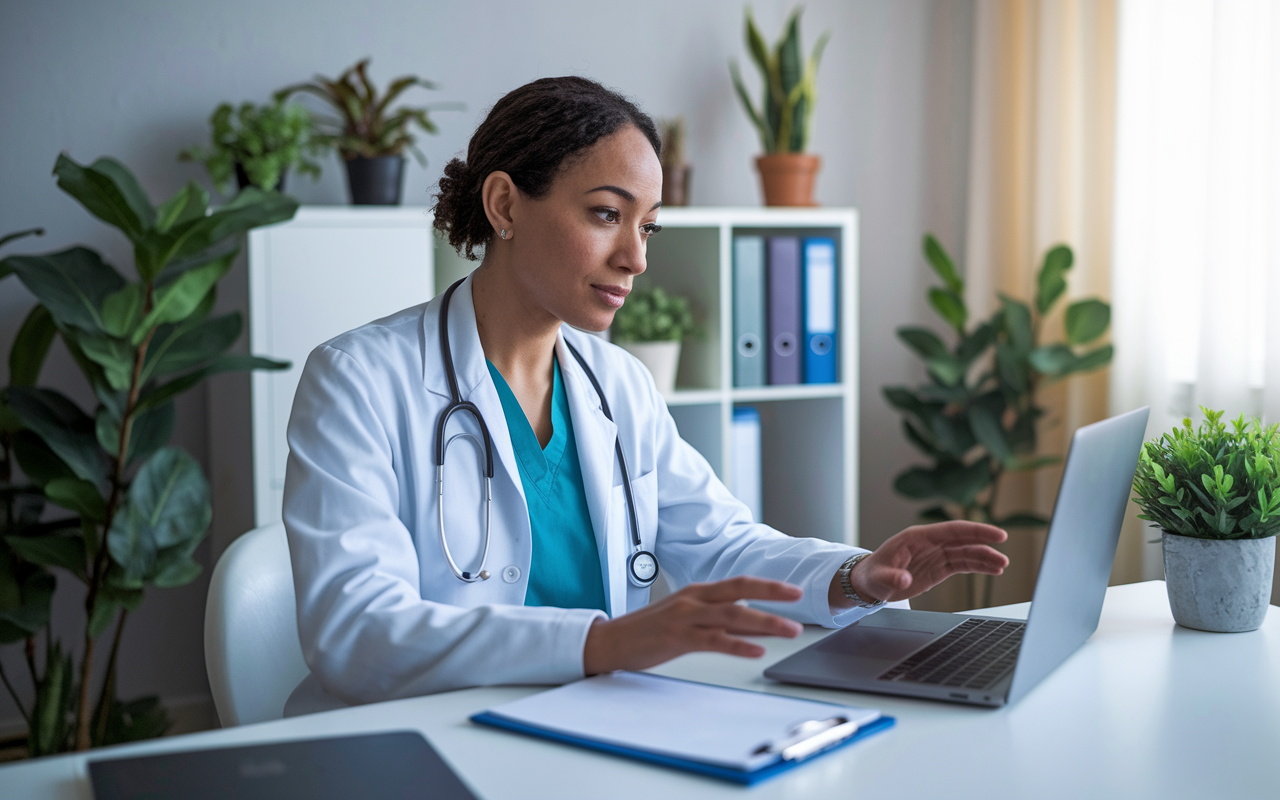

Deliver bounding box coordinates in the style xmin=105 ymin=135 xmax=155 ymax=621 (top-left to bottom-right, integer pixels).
xmin=481 ymin=171 xmax=517 ymax=241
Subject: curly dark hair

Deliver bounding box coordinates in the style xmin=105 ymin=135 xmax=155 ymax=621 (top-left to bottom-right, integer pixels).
xmin=432 ymin=76 xmax=661 ymax=260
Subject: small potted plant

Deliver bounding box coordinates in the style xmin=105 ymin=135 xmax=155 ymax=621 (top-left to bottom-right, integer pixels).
xmin=659 ymin=117 xmax=691 ymax=207
xmin=1132 ymin=409 xmax=1279 ymax=632
xmin=612 ymin=287 xmax=698 ymax=396
xmin=730 ymin=7 xmax=830 ymax=206
xmin=275 ymin=58 xmax=459 ymax=205
xmin=179 ymin=100 xmax=323 ymax=193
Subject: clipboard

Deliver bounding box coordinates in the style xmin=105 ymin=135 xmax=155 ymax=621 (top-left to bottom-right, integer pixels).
xmin=470 ymin=672 xmax=894 ymax=785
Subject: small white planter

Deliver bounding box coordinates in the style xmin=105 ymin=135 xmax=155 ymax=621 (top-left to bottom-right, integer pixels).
xmin=1162 ymin=532 xmax=1276 ymax=632
xmin=618 ymin=341 xmax=681 ymax=396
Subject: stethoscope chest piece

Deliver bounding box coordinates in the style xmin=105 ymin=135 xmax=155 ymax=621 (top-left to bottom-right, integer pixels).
xmin=627 ymin=550 xmax=659 ymax=588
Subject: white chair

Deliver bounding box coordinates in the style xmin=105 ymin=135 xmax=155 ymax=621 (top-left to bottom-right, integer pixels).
xmin=204 ymin=521 xmax=311 ymax=727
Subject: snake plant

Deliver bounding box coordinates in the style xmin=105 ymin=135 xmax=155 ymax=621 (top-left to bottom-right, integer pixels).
xmin=730 ymin=7 xmax=830 ymax=154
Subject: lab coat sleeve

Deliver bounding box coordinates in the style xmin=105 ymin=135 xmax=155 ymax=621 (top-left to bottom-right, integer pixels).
xmin=644 ymin=378 xmax=897 ymax=628
xmin=284 ymin=345 xmax=604 ymax=704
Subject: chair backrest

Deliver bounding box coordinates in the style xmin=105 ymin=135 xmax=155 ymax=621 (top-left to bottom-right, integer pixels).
xmin=204 ymin=521 xmax=310 ymax=727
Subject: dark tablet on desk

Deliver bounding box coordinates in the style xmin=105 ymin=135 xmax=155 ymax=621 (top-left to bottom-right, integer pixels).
xmin=88 ymin=730 xmax=478 ymax=799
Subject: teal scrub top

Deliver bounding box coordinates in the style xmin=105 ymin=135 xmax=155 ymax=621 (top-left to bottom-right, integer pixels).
xmin=486 ymin=356 xmax=609 ymax=613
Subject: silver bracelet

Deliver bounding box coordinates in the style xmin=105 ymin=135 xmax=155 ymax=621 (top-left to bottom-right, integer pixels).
xmin=838 ymin=553 xmax=885 ymax=608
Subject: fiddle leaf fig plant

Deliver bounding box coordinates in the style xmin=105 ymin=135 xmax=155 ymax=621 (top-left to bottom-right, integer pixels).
xmin=883 ymin=236 xmax=1113 ymax=603
xmin=1133 ymin=409 xmax=1280 ymax=540
xmin=0 ymin=155 xmax=297 ymax=755
xmin=730 ymin=7 xmax=830 ymax=153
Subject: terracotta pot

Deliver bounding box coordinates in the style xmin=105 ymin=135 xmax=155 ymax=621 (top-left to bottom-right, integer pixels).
xmin=661 ymin=164 xmax=692 ymax=207
xmin=755 ymin=153 xmax=821 ymax=207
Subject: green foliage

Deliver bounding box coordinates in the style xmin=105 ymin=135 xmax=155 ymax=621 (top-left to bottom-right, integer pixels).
xmin=275 ymin=57 xmax=461 ymax=163
xmin=0 ymin=155 xmax=295 ymax=753
xmin=1133 ymin=410 xmax=1280 ymax=540
xmin=883 ymin=234 xmax=1114 ymax=536
xmin=611 ymin=287 xmax=699 ymax=343
xmin=179 ymin=100 xmax=323 ymax=194
xmin=730 ymin=7 xmax=830 ymax=153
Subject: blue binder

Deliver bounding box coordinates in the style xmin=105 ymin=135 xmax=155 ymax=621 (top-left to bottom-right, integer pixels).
xmin=803 ymin=238 xmax=838 ymax=384
xmin=767 ymin=236 xmax=802 ymax=385
xmin=733 ymin=236 xmax=767 ymax=387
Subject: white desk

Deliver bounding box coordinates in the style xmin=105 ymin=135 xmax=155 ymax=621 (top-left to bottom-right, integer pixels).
xmin=3 ymin=581 xmax=1277 ymax=799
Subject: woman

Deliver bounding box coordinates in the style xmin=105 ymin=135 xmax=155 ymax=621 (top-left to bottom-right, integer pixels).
xmin=283 ymin=76 xmax=1007 ymax=712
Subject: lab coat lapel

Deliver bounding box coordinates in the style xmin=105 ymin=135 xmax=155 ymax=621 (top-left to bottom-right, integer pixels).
xmin=556 ymin=334 xmax=627 ymax=618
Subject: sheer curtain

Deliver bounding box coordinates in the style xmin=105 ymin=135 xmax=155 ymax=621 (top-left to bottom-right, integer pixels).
xmin=1110 ymin=0 xmax=1280 ymax=583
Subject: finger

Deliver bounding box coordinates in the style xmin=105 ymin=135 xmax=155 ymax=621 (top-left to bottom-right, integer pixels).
xmin=935 ymin=545 xmax=1010 ymax=576
xmin=697 ymin=630 xmax=767 ymax=659
xmin=705 ymin=603 xmax=803 ymax=638
xmin=692 ymin=576 xmax=804 ymax=604
xmin=915 ymin=521 xmax=1008 ymax=545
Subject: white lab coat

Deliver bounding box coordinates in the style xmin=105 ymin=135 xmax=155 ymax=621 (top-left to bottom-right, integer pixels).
xmin=282 ymin=273 xmax=883 ymax=712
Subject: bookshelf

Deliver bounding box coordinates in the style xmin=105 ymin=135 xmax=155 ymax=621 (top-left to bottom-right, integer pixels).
xmin=236 ymin=207 xmax=858 ymax=549
xmin=640 ymin=207 xmax=860 ymax=547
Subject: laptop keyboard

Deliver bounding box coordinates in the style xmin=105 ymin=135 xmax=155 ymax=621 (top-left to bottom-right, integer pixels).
xmin=878 ymin=619 xmax=1025 ymax=690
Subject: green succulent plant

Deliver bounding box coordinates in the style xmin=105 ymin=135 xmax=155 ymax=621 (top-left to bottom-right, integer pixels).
xmin=0 ymin=155 xmax=296 ymax=754
xmin=1133 ymin=409 xmax=1280 ymax=540
xmin=612 ymin=287 xmax=699 ymax=343
xmin=179 ymin=100 xmax=323 ymax=193
xmin=730 ymin=7 xmax=830 ymax=154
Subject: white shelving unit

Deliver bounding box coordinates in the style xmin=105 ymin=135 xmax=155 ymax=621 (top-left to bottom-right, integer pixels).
xmin=237 ymin=206 xmax=857 ymax=549
xmin=642 ymin=207 xmax=860 ymax=547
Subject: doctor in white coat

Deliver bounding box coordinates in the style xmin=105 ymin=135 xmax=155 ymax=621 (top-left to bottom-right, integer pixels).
xmin=283 ymin=77 xmax=1009 ymax=713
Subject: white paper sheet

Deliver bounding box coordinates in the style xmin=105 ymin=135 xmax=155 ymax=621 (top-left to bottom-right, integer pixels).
xmin=482 ymin=672 xmax=881 ymax=771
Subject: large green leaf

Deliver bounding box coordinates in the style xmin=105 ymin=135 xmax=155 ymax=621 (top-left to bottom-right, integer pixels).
xmin=777 ymin=9 xmax=804 ymax=99
xmin=153 ymin=181 xmax=209 ymax=234
xmin=151 ymin=538 xmax=203 ymax=588
xmin=1067 ymin=344 xmax=1114 ymax=374
xmin=1029 ymin=344 xmax=1076 ymax=376
xmin=11 ymin=430 xmax=76 ymax=488
xmin=929 ymin=410 xmax=976 ymax=457
xmin=44 ymin=477 xmax=106 ymax=523
xmin=149 ymin=188 xmax=298 ymax=273
xmin=928 ymin=288 xmax=967 ymax=333
xmin=101 ymin=283 xmax=143 ymax=339
xmin=999 ymin=295 xmax=1033 ymax=355
xmin=893 ymin=457 xmax=994 ymax=507
xmin=135 ymin=354 xmax=289 ymax=412
xmin=6 ymin=533 xmax=87 ymax=581
xmin=1035 ymin=245 xmax=1073 ymax=314
xmin=75 ymin=332 xmax=136 ymax=391
xmin=969 ymin=392 xmax=1013 ymax=466
xmin=926 ymin=355 xmax=966 ymax=386
xmin=995 ymin=341 xmax=1027 ymax=393
xmin=0 ymin=570 xmax=55 ymax=644
xmin=1064 ymin=299 xmax=1110 ymax=345
xmin=4 ymin=387 xmax=104 ymax=485
xmin=133 ymin=249 xmax=236 ymax=341
xmin=107 ymin=448 xmax=210 ymax=583
xmin=956 ymin=321 xmax=997 ymax=365
xmin=923 ymin=234 xmax=963 ymax=294
xmin=128 ymin=401 xmax=176 ymax=467
xmin=2 ymin=247 xmax=125 ymax=333
xmin=53 ymin=154 xmax=153 ymax=243
xmin=145 ymin=312 xmax=241 ymax=378
xmin=29 ymin=638 xmax=74 ymax=756
xmin=897 ymin=326 xmax=949 ymax=360
xmin=9 ymin=304 xmax=57 ymax=386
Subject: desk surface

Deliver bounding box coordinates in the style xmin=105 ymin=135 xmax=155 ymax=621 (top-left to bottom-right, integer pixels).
xmin=3 ymin=581 xmax=1277 ymax=799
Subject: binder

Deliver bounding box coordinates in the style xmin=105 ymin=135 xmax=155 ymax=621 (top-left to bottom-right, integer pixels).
xmin=767 ymin=236 xmax=802 ymax=385
xmin=803 ymin=238 xmax=838 ymax=384
xmin=471 ymin=671 xmax=893 ymax=786
xmin=730 ymin=406 xmax=762 ymax=520
xmin=733 ymin=236 xmax=767 ymax=387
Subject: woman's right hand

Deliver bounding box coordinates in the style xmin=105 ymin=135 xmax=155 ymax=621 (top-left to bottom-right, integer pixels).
xmin=582 ymin=577 xmax=805 ymax=675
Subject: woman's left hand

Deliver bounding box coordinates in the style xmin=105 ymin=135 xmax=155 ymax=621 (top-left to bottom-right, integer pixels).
xmin=830 ymin=521 xmax=1010 ymax=608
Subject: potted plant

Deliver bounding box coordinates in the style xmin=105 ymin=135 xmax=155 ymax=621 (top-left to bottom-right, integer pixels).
xmin=275 ymin=58 xmax=459 ymax=205
xmin=612 ymin=287 xmax=698 ymax=396
xmin=1132 ymin=409 xmax=1279 ymax=633
xmin=179 ymin=100 xmax=323 ymax=193
xmin=659 ymin=118 xmax=691 ymax=207
xmin=0 ymin=155 xmax=295 ymax=755
xmin=730 ymin=8 xmax=830 ymax=206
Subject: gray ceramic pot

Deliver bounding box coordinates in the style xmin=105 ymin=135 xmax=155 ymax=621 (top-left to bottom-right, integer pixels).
xmin=1162 ymin=532 xmax=1275 ymax=632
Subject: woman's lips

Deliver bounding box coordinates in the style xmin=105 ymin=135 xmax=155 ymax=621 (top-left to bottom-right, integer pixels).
xmin=593 ymin=284 xmax=630 ymax=309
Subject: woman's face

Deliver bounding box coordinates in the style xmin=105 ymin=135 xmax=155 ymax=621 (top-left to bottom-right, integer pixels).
xmin=506 ymin=125 xmax=663 ymax=332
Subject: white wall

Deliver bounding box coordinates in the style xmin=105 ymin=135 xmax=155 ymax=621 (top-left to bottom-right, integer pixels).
xmin=0 ymin=0 xmax=972 ymax=729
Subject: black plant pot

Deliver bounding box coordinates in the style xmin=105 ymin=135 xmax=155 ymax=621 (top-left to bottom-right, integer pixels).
xmin=234 ymin=163 xmax=286 ymax=193
xmin=345 ymin=155 xmax=405 ymax=205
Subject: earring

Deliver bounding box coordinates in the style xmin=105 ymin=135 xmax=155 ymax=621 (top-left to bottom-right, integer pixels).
xmin=499 ymin=228 xmax=507 ymax=240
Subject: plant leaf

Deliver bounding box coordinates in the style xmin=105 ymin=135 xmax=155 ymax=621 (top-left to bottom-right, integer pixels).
xmin=999 ymin=295 xmax=1033 ymax=355
xmin=135 ymin=354 xmax=289 ymax=412
xmin=1029 ymin=344 xmax=1076 ymax=376
xmin=5 ymin=534 xmax=86 ymax=581
xmin=969 ymin=392 xmax=1013 ymax=466
xmin=928 ymin=288 xmax=967 ymax=333
xmin=923 ymin=234 xmax=963 ymax=293
xmin=1064 ymin=299 xmax=1110 ymax=345
xmin=44 ymin=477 xmax=106 ymax=523
xmin=101 ymin=283 xmax=143 ymax=339
xmin=1 ymin=247 xmax=125 ymax=333
xmin=53 ymin=155 xmax=153 ymax=243
xmin=1035 ymin=245 xmax=1073 ymax=314
xmin=9 ymin=304 xmax=57 ymax=386
xmin=133 ymin=250 xmax=235 ymax=341
xmin=107 ymin=448 xmax=210 ymax=584
xmin=145 ymin=312 xmax=242 ymax=378
xmin=4 ymin=387 xmax=103 ymax=486
xmin=153 ymin=181 xmax=209 ymax=234
xmin=0 ymin=571 xmax=55 ymax=644
xmin=897 ymin=326 xmax=949 ymax=360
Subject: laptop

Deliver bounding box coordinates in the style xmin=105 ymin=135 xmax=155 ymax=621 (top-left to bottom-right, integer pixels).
xmin=88 ymin=730 xmax=478 ymax=800
xmin=765 ymin=407 xmax=1149 ymax=708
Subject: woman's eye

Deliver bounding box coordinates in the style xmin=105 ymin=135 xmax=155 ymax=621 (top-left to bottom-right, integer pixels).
xmin=595 ymin=208 xmax=621 ymax=223
xmin=641 ymin=223 xmax=663 ymax=236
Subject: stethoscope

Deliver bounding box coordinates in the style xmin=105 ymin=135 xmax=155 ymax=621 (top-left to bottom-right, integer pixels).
xmin=433 ymin=278 xmax=660 ymax=589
